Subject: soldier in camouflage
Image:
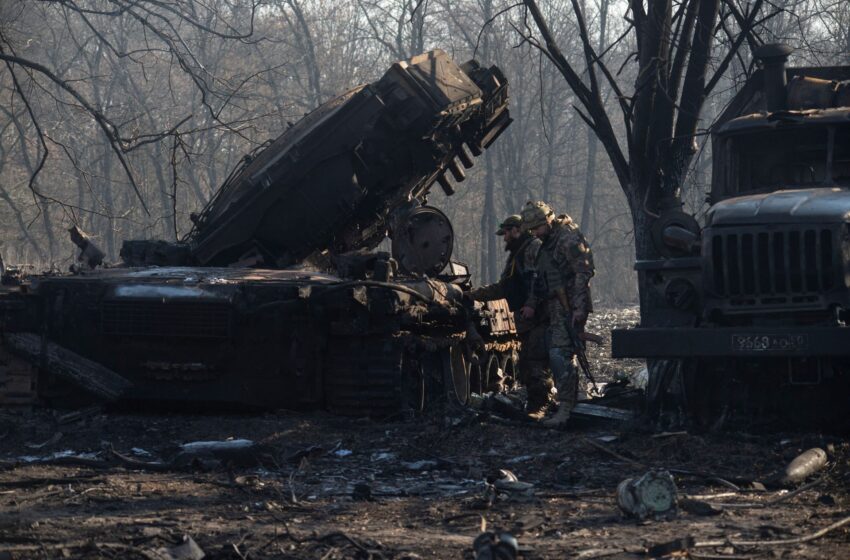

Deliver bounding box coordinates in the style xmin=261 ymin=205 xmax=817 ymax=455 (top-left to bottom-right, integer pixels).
xmin=465 ymin=215 xmax=553 ymax=415
xmin=521 ymin=201 xmax=595 ymax=428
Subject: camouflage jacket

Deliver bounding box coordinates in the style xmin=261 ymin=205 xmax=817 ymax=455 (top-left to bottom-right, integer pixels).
xmin=535 ymin=215 xmax=594 ymax=315
xmin=468 ymin=234 xmax=541 ymax=311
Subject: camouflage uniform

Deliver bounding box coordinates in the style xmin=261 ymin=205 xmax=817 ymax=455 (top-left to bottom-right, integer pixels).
xmin=522 ymin=202 xmax=594 ymax=424
xmin=467 ymin=221 xmax=551 ymax=410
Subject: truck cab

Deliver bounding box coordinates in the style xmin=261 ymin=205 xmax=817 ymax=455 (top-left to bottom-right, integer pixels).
xmin=612 ymin=46 xmax=850 ymax=425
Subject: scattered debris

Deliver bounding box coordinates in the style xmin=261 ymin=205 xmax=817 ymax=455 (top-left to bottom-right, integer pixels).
xmin=572 ymin=402 xmax=635 ymax=422
xmin=287 ymin=445 xmax=324 ymax=463
xmin=371 ymin=451 xmax=396 ymax=461
xmin=351 ymin=482 xmax=373 ymax=501
xmin=492 ymin=469 xmax=534 ymax=493
xmin=402 ymin=459 xmax=438 ymax=471
xmin=693 ymin=514 xmax=850 ymax=549
xmin=505 ymin=455 xmax=540 ymax=465
xmin=16 ymin=449 xmax=101 ymax=464
xmin=679 ymin=498 xmax=722 ymax=516
xmin=24 ymin=432 xmax=63 ymax=449
xmin=650 ymin=431 xmax=688 ymax=439
xmin=473 ymin=531 xmax=518 ymax=560
xmin=646 ymin=536 xmax=694 ymax=558
xmin=173 ymin=439 xmax=268 ymax=468
xmin=616 ymin=469 xmax=678 ymax=520
xmin=152 ymin=535 xmax=205 ymax=560
xmin=333 ymin=448 xmax=353 ymax=458
xmin=780 ymin=447 xmax=828 ymax=486
xmin=57 ymin=406 xmax=103 ymax=425
xmin=180 ymin=439 xmax=254 ymax=452
xmin=470 ymin=483 xmax=497 ymax=510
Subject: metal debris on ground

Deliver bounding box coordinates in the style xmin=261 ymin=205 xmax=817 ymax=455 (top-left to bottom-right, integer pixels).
xmin=616 ymin=469 xmax=678 ymax=521
xmin=152 ymin=535 xmax=205 ymax=560
xmin=402 ymin=459 xmax=438 ymax=471
xmin=473 ymin=531 xmax=518 ymax=560
xmin=172 ymin=439 xmax=267 ymax=468
xmin=646 ymin=536 xmax=694 ymax=558
xmin=24 ymin=432 xmax=63 ymax=449
xmin=56 ymin=406 xmax=103 ymax=425
xmin=491 ymin=469 xmax=534 ymax=493
xmin=470 ymin=483 xmax=497 ymax=509
xmin=572 ymin=402 xmax=635 ymax=422
xmin=780 ymin=447 xmax=828 ymax=486
xmin=679 ymin=498 xmax=722 ymax=516
xmin=351 ymin=482 xmax=373 ymax=501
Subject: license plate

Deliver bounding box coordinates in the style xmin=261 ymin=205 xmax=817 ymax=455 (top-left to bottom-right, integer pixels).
xmin=731 ymin=334 xmax=808 ymax=352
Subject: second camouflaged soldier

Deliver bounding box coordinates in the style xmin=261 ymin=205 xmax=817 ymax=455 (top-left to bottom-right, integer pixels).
xmin=465 ymin=215 xmax=552 ymax=415
xmin=522 ymin=201 xmax=595 ymax=427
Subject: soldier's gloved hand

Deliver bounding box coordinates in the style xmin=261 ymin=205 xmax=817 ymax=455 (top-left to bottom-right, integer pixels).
xmin=520 ymin=305 xmax=535 ymax=320
xmin=571 ymin=310 xmax=587 ymax=329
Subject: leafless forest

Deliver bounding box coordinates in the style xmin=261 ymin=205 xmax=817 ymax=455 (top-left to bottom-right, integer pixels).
xmin=0 ymin=0 xmax=848 ymax=301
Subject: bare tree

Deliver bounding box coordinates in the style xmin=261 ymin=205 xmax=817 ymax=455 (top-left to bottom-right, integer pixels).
xmin=515 ymin=0 xmax=773 ymax=311
xmin=0 ymin=0 xmax=262 ymax=259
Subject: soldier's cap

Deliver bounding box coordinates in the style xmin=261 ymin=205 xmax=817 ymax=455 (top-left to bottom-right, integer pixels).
xmin=495 ymin=214 xmax=523 ymax=235
xmin=521 ymin=201 xmax=554 ymax=230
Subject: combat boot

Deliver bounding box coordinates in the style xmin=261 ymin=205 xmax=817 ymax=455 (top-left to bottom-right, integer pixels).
xmin=526 ymin=403 xmax=549 ymax=421
xmin=541 ymin=400 xmax=571 ymax=427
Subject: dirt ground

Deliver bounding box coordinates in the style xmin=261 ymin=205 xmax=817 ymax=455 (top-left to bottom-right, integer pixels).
xmin=0 ymin=308 xmax=848 ymax=559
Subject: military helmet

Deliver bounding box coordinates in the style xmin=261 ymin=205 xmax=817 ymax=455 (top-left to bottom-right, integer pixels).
xmin=521 ymin=201 xmax=554 ymax=230
xmin=495 ymin=214 xmax=523 ymax=235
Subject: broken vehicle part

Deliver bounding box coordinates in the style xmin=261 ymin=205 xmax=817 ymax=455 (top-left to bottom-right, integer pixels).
xmin=780 ymin=447 xmax=828 ymax=485
xmin=473 ymin=531 xmax=518 ymax=560
xmin=616 ymin=469 xmax=678 ymax=521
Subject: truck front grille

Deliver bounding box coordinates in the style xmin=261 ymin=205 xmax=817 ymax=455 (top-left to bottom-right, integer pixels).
xmin=709 ymin=227 xmax=837 ymax=305
xmin=101 ymin=300 xmax=231 ymax=338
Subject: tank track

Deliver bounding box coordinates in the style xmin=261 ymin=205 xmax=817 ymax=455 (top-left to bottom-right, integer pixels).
xmin=324 ymin=336 xmax=407 ymax=417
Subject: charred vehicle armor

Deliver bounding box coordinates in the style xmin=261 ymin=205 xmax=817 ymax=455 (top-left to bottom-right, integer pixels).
xmin=0 ymin=51 xmax=518 ymax=415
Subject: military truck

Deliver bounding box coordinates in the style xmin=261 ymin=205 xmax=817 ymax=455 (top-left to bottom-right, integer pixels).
xmin=0 ymin=50 xmax=518 ymax=416
xmin=612 ymin=45 xmax=850 ymax=427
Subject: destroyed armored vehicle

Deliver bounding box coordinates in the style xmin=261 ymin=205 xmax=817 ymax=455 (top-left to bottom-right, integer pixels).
xmin=0 ymin=50 xmax=518 ymax=416
xmin=613 ymin=45 xmax=850 ymax=427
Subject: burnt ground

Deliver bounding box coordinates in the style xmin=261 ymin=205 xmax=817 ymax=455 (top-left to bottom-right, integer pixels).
xmin=0 ymin=307 xmax=848 ymax=560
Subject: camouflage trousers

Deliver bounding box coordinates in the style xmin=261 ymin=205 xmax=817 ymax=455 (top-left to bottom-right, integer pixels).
xmin=518 ymin=321 xmax=552 ymax=411
xmin=546 ymin=299 xmax=579 ymax=409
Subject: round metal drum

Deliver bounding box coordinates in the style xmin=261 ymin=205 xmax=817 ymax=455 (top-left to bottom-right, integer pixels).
xmin=391 ymin=206 xmax=454 ymax=276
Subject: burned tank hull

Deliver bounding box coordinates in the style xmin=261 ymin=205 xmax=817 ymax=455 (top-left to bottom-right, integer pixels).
xmin=0 ymin=50 xmax=517 ymax=414
xmin=0 ymin=264 xmax=516 ymax=413
xmin=3 ymin=267 xmax=512 ymax=415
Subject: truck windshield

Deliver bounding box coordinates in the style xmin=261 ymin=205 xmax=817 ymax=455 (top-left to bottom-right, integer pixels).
xmin=729 ymin=123 xmax=850 ymax=194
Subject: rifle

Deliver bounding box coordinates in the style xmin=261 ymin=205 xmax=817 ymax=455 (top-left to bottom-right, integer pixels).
xmin=554 ymin=287 xmax=600 ymax=395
